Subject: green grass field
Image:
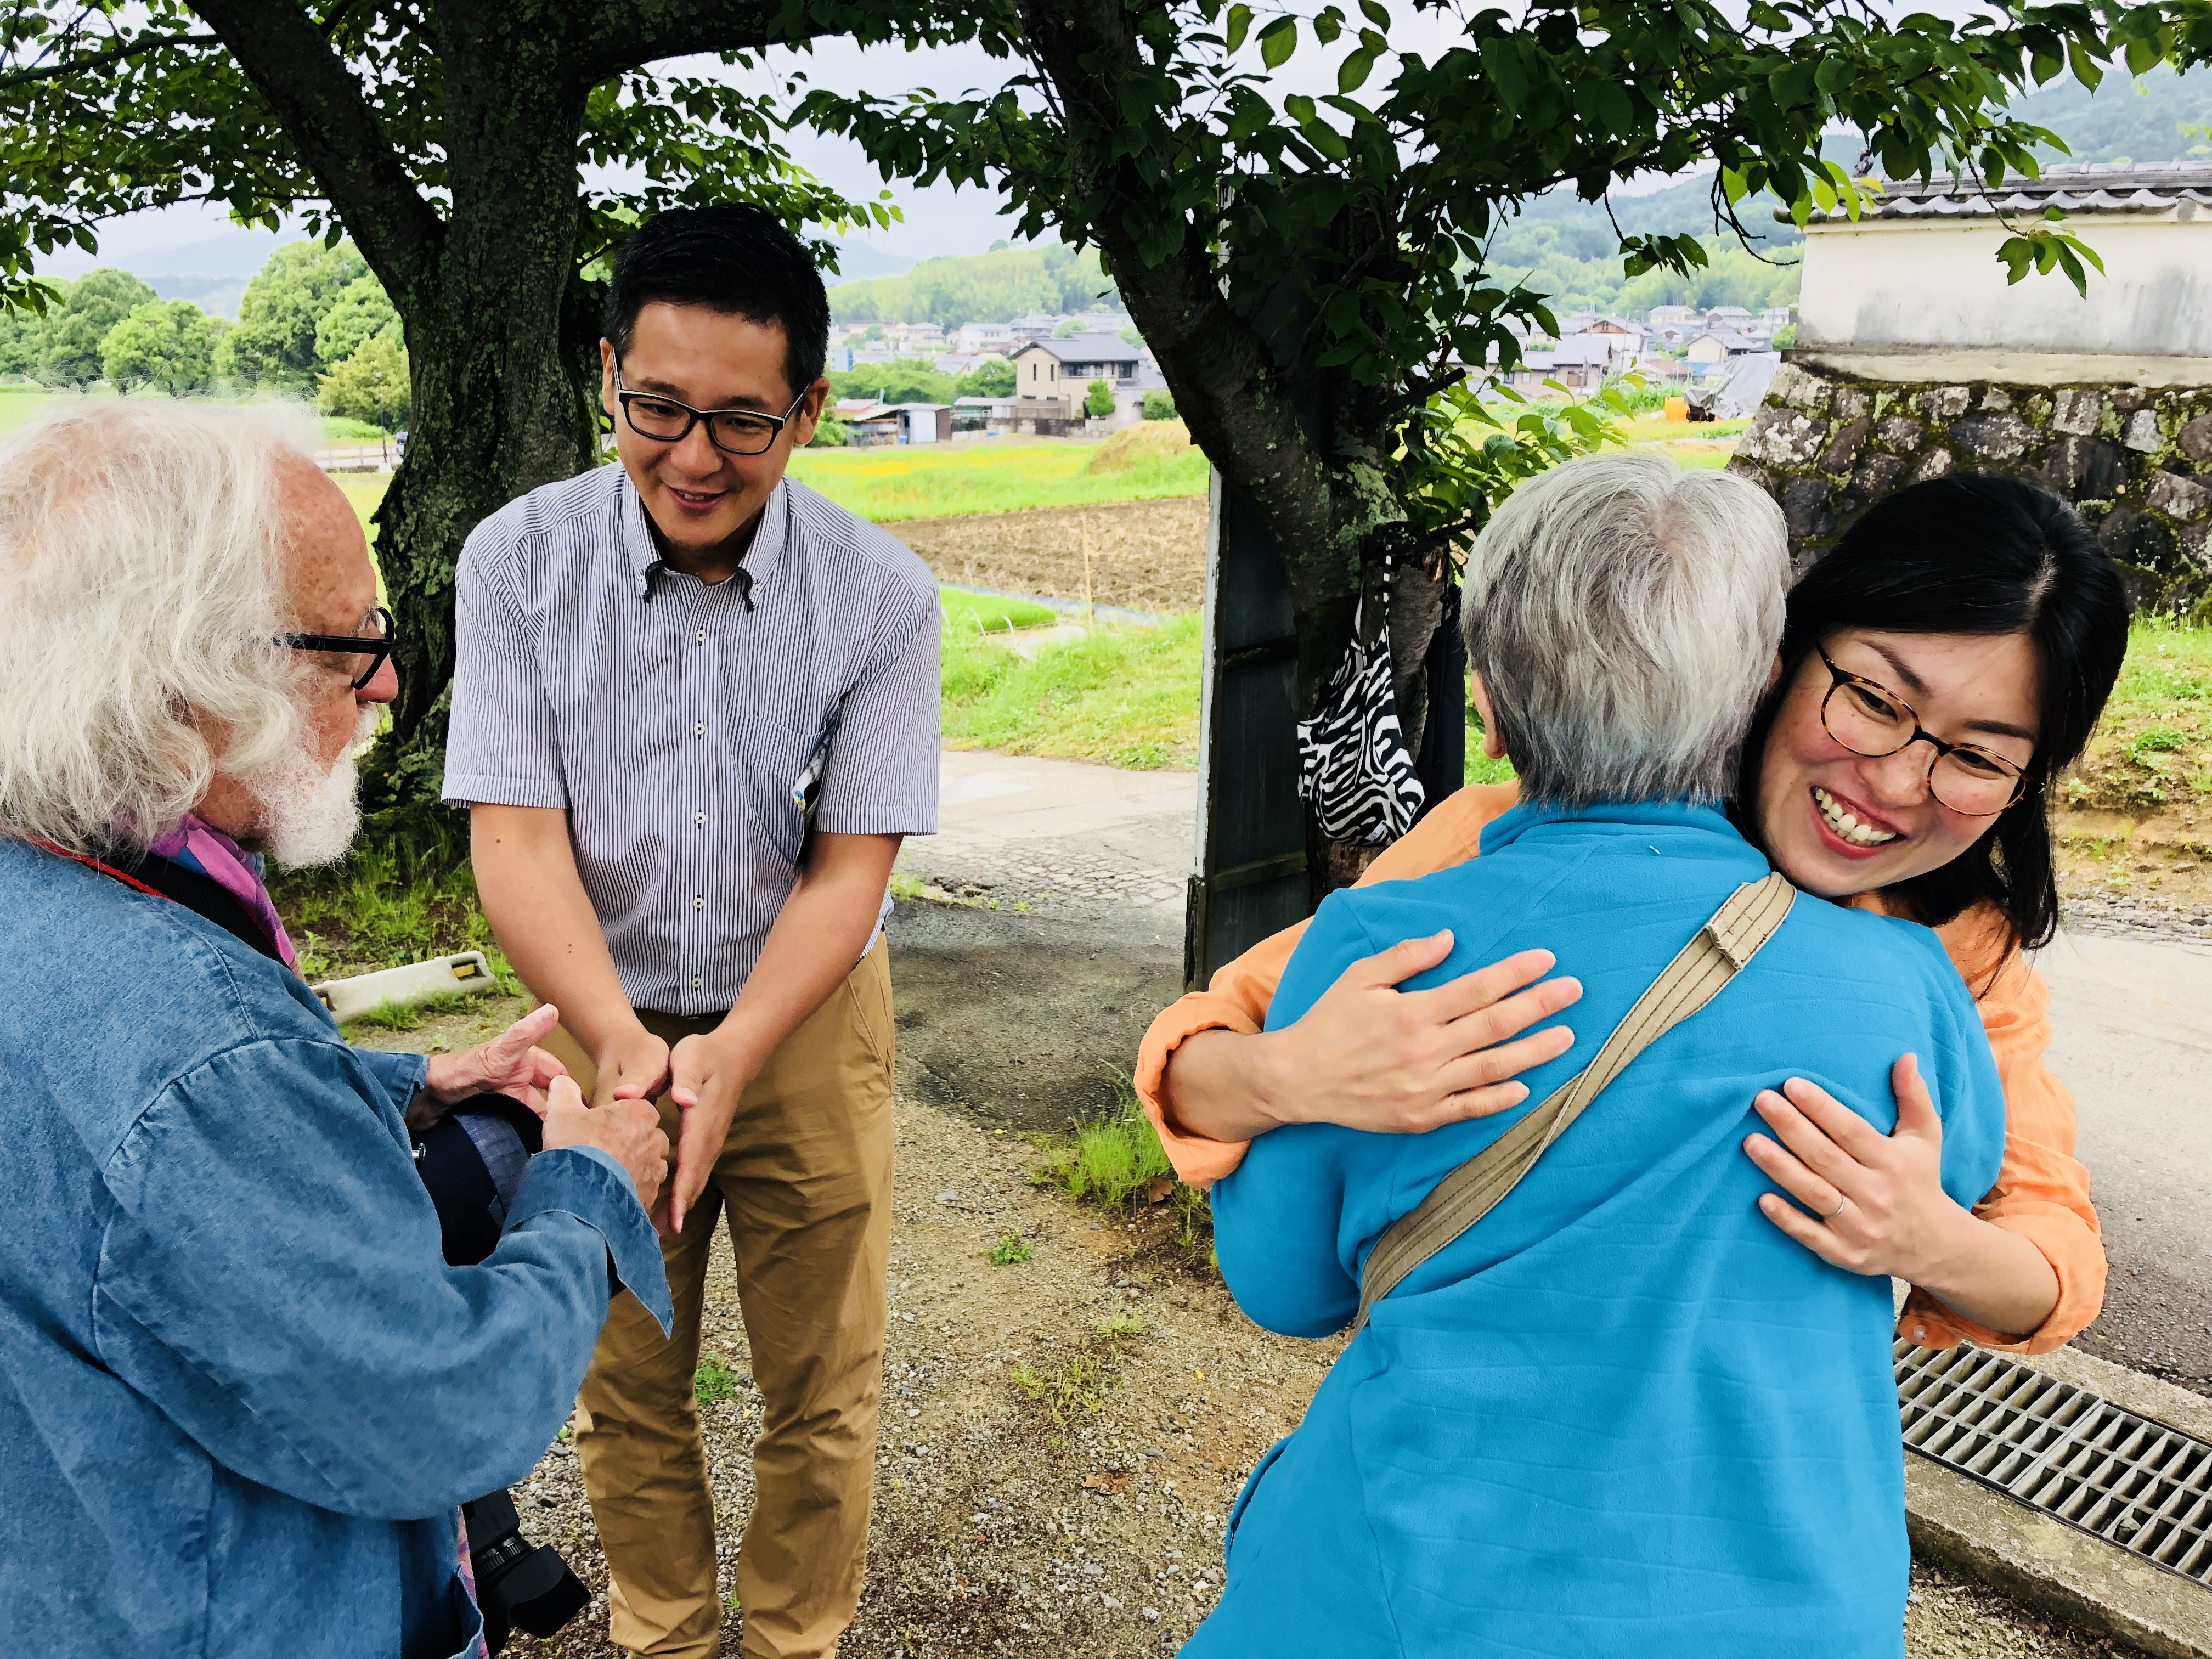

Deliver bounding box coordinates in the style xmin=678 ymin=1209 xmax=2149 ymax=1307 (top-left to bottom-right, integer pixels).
xmin=941 ymin=611 xmax=1204 ymax=770
xmin=788 ymin=434 xmax=1209 ymax=522
xmin=941 ymin=588 xmax=1060 ymax=634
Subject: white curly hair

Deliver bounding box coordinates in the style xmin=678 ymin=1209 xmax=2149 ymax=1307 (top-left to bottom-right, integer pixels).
xmin=0 ymin=398 xmax=325 ymax=853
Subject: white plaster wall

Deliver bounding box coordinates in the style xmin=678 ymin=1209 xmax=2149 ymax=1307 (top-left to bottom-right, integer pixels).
xmin=1798 ymin=213 xmax=2212 ymax=358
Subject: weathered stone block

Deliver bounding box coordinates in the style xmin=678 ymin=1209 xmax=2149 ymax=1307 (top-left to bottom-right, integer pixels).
xmin=2123 ymin=409 xmax=2162 ymax=453
xmin=1951 ymin=413 xmax=2034 ymax=462
xmin=1877 ymin=416 xmax=1925 ymax=452
xmin=1833 ymin=387 xmax=1872 ymax=422
xmin=2109 ymin=386 xmax=2150 ymax=414
xmin=1920 ymin=387 xmax=1973 ymax=420
xmin=2182 ymin=522 xmax=2211 ymax=576
xmin=1738 ymin=408 xmax=1829 ymax=469
xmin=1912 ymin=448 xmax=1954 ymax=483
xmin=1820 ymin=418 xmax=1871 ymax=474
xmin=1851 ymin=454 xmax=1906 ymax=500
xmin=2148 ymin=469 xmax=2212 ymax=522
xmin=1724 ymin=458 xmax=1774 ymax=495
xmin=2179 ymin=414 xmax=2212 ymax=464
xmin=1979 ymin=387 xmax=2013 ymax=413
xmin=1769 ymin=363 xmax=1832 ymax=415
xmin=2041 ymin=436 xmax=2128 ymax=500
xmin=2049 ymin=388 xmax=2102 ymax=436
xmin=2098 ymin=509 xmax=2176 ymax=569
xmin=1784 ymin=477 xmax=1838 ymax=540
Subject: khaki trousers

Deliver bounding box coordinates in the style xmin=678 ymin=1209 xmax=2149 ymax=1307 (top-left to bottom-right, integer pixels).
xmin=542 ymin=941 xmax=895 ymax=1659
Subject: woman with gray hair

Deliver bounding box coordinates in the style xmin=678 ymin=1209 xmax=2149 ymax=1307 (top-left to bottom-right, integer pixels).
xmin=1183 ymin=453 xmax=2008 ymax=1658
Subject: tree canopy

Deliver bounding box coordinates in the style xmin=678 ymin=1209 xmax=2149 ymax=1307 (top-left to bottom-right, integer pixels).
xmin=32 ymin=268 xmax=157 ymax=387
xmin=100 ymin=298 xmax=229 ymax=394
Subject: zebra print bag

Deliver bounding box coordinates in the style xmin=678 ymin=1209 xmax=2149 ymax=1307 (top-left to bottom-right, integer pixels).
xmin=1296 ymin=551 xmax=1426 ymax=845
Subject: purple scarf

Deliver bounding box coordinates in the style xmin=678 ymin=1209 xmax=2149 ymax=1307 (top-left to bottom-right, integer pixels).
xmin=148 ymin=814 xmax=300 ymax=971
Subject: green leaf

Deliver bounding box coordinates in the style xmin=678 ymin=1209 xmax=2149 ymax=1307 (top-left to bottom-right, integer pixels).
xmin=1284 ymin=92 xmax=1316 ymax=124
xmin=1313 ymin=8 xmax=1342 ymax=46
xmin=2123 ymin=33 xmax=2159 ymax=75
xmin=2066 ymin=40 xmax=2104 ymax=92
xmin=1338 ymin=47 xmax=1378 ymax=93
xmin=1224 ymin=3 xmax=1252 ymax=55
xmin=1359 ymin=0 xmax=1389 ymax=27
xmin=1259 ymin=17 xmax=1297 ymax=69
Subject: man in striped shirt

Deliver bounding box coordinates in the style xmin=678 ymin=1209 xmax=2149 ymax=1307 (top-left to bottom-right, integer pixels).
xmin=443 ymin=206 xmax=939 ymax=1659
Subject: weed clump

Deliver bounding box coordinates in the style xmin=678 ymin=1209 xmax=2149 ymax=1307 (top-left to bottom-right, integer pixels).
xmin=1036 ymin=1076 xmax=1212 ymax=1257
xmin=984 ymin=1233 xmax=1034 ymax=1266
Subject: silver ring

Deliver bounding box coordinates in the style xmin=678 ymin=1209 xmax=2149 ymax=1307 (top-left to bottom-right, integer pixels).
xmin=1822 ymin=1195 xmax=1848 ymax=1221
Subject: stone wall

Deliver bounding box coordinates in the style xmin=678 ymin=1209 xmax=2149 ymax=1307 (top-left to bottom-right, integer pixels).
xmin=1727 ymin=360 xmax=2212 ymax=614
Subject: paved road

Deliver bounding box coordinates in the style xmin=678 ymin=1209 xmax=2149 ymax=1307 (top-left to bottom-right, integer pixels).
xmin=895 ymin=752 xmax=2212 ymax=1396
xmin=2034 ymin=930 xmax=2212 ymax=1396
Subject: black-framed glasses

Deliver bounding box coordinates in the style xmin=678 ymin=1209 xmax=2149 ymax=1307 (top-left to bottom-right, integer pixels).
xmin=613 ymin=366 xmax=808 ymax=458
xmin=284 ymin=605 xmax=396 ymax=691
xmin=1816 ymin=645 xmax=2030 ymax=817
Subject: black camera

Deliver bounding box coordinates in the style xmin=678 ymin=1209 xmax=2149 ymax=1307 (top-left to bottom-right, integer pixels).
xmin=414 ymin=1095 xmax=593 ymax=1655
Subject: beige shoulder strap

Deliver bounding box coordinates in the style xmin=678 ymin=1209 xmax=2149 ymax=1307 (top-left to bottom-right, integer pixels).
xmin=1349 ymin=871 xmax=1795 ymax=1335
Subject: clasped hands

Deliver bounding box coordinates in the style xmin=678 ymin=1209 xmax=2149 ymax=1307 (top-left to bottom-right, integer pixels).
xmin=590 ymin=1021 xmax=765 ymax=1234
xmin=411 ymin=1003 xmax=669 ymax=1214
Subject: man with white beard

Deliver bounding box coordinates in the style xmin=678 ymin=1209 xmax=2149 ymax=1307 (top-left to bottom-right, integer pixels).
xmin=0 ymin=402 xmax=674 ymax=1659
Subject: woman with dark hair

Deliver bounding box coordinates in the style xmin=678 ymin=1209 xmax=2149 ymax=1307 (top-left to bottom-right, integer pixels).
xmin=1138 ymin=470 xmax=2126 ymax=1356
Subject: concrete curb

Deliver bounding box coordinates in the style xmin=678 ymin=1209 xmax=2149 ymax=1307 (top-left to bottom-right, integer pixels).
xmin=1904 ymin=1343 xmax=2212 ymax=1657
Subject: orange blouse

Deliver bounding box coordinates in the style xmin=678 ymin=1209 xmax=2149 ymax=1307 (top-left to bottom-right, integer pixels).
xmin=1134 ymin=784 xmax=2106 ymax=1356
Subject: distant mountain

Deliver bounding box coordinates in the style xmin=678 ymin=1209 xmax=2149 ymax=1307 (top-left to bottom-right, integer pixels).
xmin=821 ymin=240 xmax=913 ymax=281
xmin=44 ymin=227 xmax=285 ymax=283
xmin=2016 ymin=64 xmax=2212 ymax=165
xmin=147 ymin=275 xmax=248 ymax=319
xmin=827 ymin=243 xmax=1121 ymax=329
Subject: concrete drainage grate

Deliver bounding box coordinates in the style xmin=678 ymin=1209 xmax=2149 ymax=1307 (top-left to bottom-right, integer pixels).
xmin=1896 ymin=1341 xmax=2212 ymax=1585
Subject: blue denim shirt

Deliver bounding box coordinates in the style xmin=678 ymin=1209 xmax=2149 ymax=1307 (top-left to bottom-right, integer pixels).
xmin=0 ymin=838 xmax=673 ymax=1658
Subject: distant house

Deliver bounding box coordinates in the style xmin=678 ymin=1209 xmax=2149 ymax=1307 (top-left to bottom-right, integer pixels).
xmin=1647 ymin=304 xmax=1702 ymax=328
xmin=1683 ymin=328 xmax=1758 ymax=363
xmin=1704 ymin=304 xmax=1754 ymax=327
xmin=1505 ymin=334 xmax=1625 ymax=392
xmin=837 ymin=401 xmax=951 ymax=446
xmin=951 ymin=321 xmax=1016 ymax=354
xmin=1012 ymin=332 xmax=1142 ymax=400
xmin=1583 ymin=315 xmax=1646 ymax=338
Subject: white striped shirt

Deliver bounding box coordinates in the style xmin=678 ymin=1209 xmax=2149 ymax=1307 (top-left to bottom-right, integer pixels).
xmin=442 ymin=464 xmax=939 ymax=1015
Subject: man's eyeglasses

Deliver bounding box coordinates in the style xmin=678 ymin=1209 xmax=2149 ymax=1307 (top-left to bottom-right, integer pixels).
xmin=1816 ymin=645 xmax=2030 ymax=817
xmin=612 ymin=367 xmax=809 ymax=458
xmin=284 ymin=606 xmax=396 ymax=691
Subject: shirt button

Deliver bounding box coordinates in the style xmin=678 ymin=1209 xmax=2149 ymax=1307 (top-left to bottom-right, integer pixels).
xmin=695 ymin=629 xmax=706 ymax=645
xmin=695 ymin=723 xmax=706 ymax=737
xmin=692 ymin=977 xmax=702 ymax=990
xmin=694 ymin=897 xmax=704 ymax=910
xmin=694 ymin=811 xmax=706 ymax=826
xmin=1913 ymin=1325 xmax=1928 ymax=1341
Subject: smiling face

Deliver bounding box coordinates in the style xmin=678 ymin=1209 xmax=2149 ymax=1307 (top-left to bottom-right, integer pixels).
xmin=1755 ymin=628 xmax=2041 ymax=900
xmin=599 ymin=302 xmax=827 ymax=580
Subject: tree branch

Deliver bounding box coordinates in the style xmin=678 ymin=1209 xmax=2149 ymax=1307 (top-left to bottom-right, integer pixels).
xmin=184 ymin=0 xmax=443 ymax=304
xmin=566 ymin=0 xmax=785 ymax=86
xmin=0 ymin=29 xmax=219 ymax=91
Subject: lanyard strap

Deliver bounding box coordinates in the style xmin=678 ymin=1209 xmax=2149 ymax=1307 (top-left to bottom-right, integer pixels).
xmin=28 ymin=836 xmax=287 ymax=966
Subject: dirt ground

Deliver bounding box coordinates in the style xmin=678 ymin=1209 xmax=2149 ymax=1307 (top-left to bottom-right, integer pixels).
xmin=358 ymin=994 xmax=2141 ymax=1659
xmin=899 ymin=496 xmax=1208 ymax=614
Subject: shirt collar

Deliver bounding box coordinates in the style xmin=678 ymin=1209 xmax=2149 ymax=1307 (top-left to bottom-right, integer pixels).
xmin=615 ymin=467 xmax=791 ymax=604
xmin=1477 ymin=797 xmax=1745 ymax=858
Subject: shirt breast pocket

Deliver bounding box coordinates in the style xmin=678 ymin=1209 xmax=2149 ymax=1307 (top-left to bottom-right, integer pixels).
xmin=724 ymin=710 xmax=814 ymax=868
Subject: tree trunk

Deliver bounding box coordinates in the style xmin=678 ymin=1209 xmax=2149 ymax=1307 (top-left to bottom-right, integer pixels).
xmin=359 ymin=30 xmax=600 ymax=808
